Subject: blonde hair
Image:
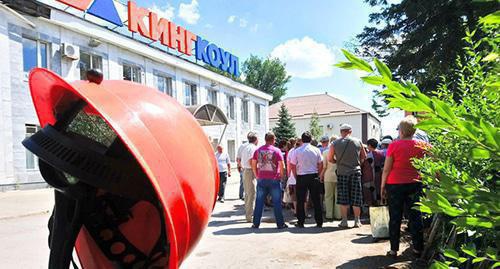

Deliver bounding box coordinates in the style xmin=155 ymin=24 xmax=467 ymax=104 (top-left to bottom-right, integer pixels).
xmin=398 ymin=116 xmax=418 ymax=138
xmin=330 ymin=135 xmax=338 ymax=143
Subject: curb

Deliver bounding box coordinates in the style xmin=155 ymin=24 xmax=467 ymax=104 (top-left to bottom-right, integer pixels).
xmin=0 ymin=210 xmax=50 ymax=221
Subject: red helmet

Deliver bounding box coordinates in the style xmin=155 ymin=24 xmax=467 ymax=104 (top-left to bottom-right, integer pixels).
xmin=23 ymin=68 xmax=219 ymax=268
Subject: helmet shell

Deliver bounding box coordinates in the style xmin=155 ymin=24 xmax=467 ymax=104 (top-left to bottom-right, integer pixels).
xmin=28 ymin=68 xmax=219 ymax=268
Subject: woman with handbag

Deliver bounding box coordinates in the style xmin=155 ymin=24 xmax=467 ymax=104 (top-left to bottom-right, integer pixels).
xmin=381 ymin=116 xmax=430 ymax=258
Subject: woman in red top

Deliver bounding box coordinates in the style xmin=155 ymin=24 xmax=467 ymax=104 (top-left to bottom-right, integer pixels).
xmin=381 ymin=116 xmax=428 ymax=258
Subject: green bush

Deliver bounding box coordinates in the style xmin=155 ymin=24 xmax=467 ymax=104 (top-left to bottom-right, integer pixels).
xmin=335 ymin=11 xmax=499 ymax=269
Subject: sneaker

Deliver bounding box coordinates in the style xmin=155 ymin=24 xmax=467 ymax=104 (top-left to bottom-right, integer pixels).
xmin=251 ymin=224 xmax=259 ymax=229
xmin=354 ymin=220 xmax=362 ymax=228
xmin=294 ymin=223 xmax=304 ymax=228
xmin=277 ymin=224 xmax=288 ymax=229
xmin=386 ymin=250 xmax=397 ymax=258
xmin=316 ymin=223 xmax=323 ymax=228
xmin=338 ymin=220 xmax=348 ymax=228
xmin=219 ymin=198 xmax=225 ymax=203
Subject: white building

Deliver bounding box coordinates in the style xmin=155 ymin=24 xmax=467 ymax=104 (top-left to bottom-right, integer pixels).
xmin=0 ymin=0 xmax=271 ymax=190
xmin=269 ymin=93 xmax=381 ymax=143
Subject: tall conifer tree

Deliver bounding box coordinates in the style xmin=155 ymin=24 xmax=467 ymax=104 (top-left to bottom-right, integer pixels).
xmin=272 ymin=104 xmax=296 ymax=143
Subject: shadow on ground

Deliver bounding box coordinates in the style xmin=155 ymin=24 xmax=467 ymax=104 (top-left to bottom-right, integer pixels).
xmin=213 ymin=225 xmax=345 ymax=235
xmin=336 ymin=248 xmax=426 ymax=269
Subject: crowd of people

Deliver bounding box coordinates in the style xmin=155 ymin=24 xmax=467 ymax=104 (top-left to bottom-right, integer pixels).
xmin=214 ymin=115 xmax=430 ymax=258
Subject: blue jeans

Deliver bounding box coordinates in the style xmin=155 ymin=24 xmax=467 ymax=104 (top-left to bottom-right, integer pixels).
xmin=253 ymin=179 xmax=285 ymax=227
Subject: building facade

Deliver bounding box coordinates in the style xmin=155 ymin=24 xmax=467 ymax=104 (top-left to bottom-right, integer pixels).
xmin=269 ymin=93 xmax=381 ymax=143
xmin=0 ymin=0 xmax=271 ymax=190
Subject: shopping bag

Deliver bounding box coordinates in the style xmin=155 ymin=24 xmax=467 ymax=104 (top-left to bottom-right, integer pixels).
xmin=369 ymin=206 xmax=390 ymax=239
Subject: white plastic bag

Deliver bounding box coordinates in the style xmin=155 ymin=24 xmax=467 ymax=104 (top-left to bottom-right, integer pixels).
xmin=369 ymin=206 xmax=390 ymax=239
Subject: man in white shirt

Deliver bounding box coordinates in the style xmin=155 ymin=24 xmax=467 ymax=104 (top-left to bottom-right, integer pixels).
xmin=215 ymin=145 xmax=231 ymax=203
xmin=290 ymin=131 xmax=324 ymax=228
xmin=236 ymin=132 xmax=259 ymax=222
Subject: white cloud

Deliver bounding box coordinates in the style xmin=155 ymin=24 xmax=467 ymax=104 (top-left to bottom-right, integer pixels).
xmin=239 ymin=18 xmax=248 ymax=28
xmin=227 ymin=15 xmax=236 ymax=23
xmin=204 ymin=23 xmax=213 ymax=29
xmin=150 ymin=4 xmax=175 ymax=20
xmin=270 ymin=36 xmax=335 ymax=79
xmin=178 ymin=0 xmax=200 ymax=24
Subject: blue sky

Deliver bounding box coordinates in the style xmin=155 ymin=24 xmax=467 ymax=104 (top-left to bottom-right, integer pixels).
xmin=135 ymin=0 xmax=403 ymax=136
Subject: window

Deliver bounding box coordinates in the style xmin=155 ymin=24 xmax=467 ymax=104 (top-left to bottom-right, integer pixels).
xmin=155 ymin=74 xmax=174 ymax=96
xmin=241 ymin=100 xmax=249 ymax=123
xmin=184 ymin=82 xmax=197 ymax=106
xmin=22 ymin=37 xmax=49 ymax=73
xmin=227 ymin=140 xmax=236 ymax=162
xmin=226 ymin=95 xmax=235 ymax=120
xmin=25 ymin=124 xmax=40 ymax=170
xmin=123 ymin=63 xmax=142 ymax=83
xmin=79 ymin=52 xmax=103 ymax=80
xmin=207 ymin=89 xmax=217 ymax=105
xmin=254 ymin=103 xmax=261 ymax=125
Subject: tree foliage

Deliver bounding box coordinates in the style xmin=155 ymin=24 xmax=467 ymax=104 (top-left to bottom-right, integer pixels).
xmin=205 ymin=55 xmax=291 ymax=105
xmin=242 ymin=55 xmax=291 ymax=104
xmin=357 ymin=0 xmax=498 ymax=116
xmin=309 ymin=111 xmax=322 ymax=141
xmin=272 ymin=103 xmax=296 ymax=143
xmin=337 ymin=10 xmax=499 ymax=268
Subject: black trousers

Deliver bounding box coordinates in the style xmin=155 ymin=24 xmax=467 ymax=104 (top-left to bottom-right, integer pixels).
xmin=218 ymin=172 xmax=227 ymax=198
xmin=387 ymin=183 xmax=424 ymax=252
xmin=296 ymin=173 xmax=323 ymax=226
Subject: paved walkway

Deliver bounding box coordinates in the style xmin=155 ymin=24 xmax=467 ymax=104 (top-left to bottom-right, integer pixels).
xmin=0 ymin=172 xmax=416 ymax=268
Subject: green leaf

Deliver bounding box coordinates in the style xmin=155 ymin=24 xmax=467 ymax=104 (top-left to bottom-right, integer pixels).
xmin=456 ymin=120 xmax=482 ymax=141
xmin=479 ymin=119 xmax=499 ymax=149
xmin=432 ymin=98 xmax=456 ymax=120
xmin=458 ymin=257 xmax=468 ymax=263
xmin=430 ymin=261 xmax=449 ymax=269
xmin=416 ymin=203 xmax=433 ymax=214
xmin=465 ymin=217 xmax=493 ymax=228
xmin=334 ymin=62 xmax=357 ymax=70
xmin=472 ymin=257 xmax=487 ymax=264
xmin=486 ymin=247 xmax=497 ymax=260
xmin=462 ymin=244 xmax=477 ymax=257
xmin=434 ymin=193 xmax=452 ymax=208
xmin=471 ymin=148 xmax=491 ymax=159
xmin=386 ymin=81 xmax=412 ymax=96
xmin=361 ymin=76 xmax=387 ymax=86
xmin=374 ymin=58 xmax=392 ymax=79
xmin=492 ymin=262 xmax=500 ymax=269
xmin=341 ymin=49 xmax=373 ymax=73
xmin=482 ymin=52 xmax=498 ymax=62
xmin=480 ymin=10 xmax=500 ymax=25
xmin=416 ymin=118 xmax=450 ymax=131
xmin=444 ymin=249 xmax=460 ymax=260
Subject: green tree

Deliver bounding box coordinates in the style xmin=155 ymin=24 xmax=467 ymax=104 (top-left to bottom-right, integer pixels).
xmin=272 ymin=103 xmax=296 ymax=143
xmin=357 ymin=0 xmax=497 ymax=116
xmin=242 ymin=55 xmax=291 ymax=104
xmin=309 ymin=111 xmax=322 ymax=141
xmin=336 ymin=11 xmax=499 ymax=268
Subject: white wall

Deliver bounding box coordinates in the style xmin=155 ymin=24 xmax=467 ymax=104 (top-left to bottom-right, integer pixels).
xmin=270 ymin=114 xmax=364 ymax=140
xmin=0 ymin=9 xmax=270 ymax=186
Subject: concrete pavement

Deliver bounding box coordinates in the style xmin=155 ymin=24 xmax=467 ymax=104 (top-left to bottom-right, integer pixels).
xmin=0 ymin=171 xmax=416 ymax=268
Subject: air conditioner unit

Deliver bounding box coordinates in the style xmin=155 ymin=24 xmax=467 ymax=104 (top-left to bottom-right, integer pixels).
xmin=62 ymin=43 xmax=80 ymax=60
